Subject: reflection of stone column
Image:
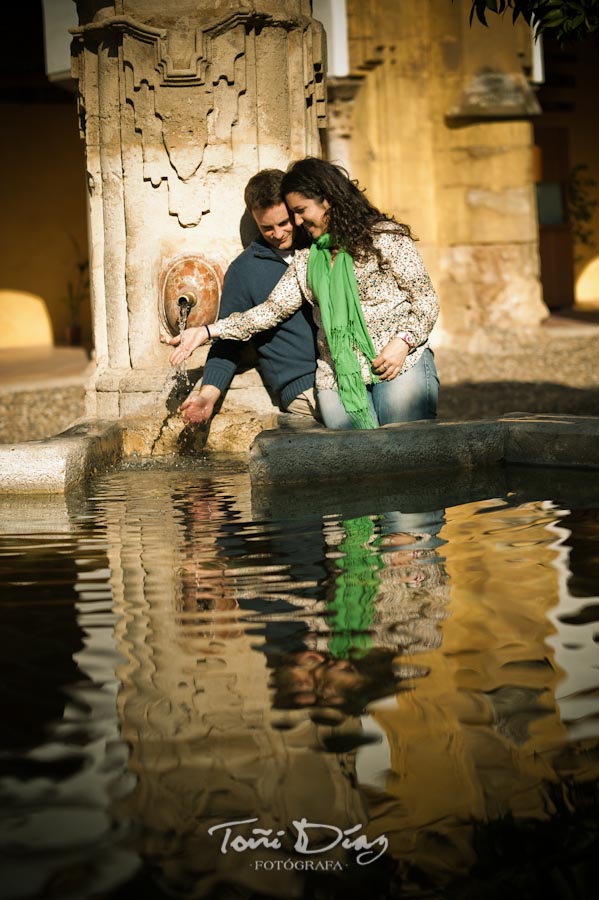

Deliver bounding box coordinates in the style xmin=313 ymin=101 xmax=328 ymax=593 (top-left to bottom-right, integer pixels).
xmin=71 ymin=1 xmax=326 ymax=429
xmin=106 ymin=472 xmax=368 ymax=897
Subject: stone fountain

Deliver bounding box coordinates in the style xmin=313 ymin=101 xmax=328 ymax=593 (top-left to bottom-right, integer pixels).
xmin=1 ymin=0 xmax=326 ymax=490
xmin=72 ymin=0 xmax=326 ymax=451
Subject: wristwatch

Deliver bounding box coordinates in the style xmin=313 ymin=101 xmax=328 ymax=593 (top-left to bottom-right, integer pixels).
xmin=397 ymin=331 xmax=415 ymax=348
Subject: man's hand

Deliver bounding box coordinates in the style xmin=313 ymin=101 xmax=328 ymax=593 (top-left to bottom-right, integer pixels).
xmin=179 ymin=385 xmax=221 ymax=424
xmin=372 ymin=335 xmax=410 ymax=381
xmin=162 ymin=326 xmax=210 ymax=365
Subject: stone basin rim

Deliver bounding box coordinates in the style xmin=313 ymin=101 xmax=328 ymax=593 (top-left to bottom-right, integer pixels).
xmin=1 ymin=412 xmax=599 ymax=494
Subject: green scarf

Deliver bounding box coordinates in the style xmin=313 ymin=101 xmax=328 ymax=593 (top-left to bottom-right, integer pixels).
xmin=307 ymin=234 xmax=378 ymax=429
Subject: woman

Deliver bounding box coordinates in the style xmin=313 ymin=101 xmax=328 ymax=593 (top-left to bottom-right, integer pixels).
xmin=168 ymin=158 xmax=440 ymax=429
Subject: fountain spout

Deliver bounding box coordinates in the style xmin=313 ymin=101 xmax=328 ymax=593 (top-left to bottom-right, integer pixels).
xmin=177 ymin=292 xmax=197 ymax=313
xmin=177 ymin=292 xmax=197 ymax=332
xmin=159 ymin=255 xmax=222 ymax=338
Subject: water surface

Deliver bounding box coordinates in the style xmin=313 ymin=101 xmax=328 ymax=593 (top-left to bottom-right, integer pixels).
xmin=1 ymin=460 xmax=598 ymax=899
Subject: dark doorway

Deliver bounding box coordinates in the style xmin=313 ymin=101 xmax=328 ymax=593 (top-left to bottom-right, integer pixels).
xmin=534 ymin=125 xmax=575 ymax=309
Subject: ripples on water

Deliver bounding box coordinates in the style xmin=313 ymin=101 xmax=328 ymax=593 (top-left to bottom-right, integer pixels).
xmin=0 ymin=460 xmax=598 ymax=899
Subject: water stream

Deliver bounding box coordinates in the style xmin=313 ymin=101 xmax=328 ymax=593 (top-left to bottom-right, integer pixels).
xmin=0 ymin=460 xmax=598 ymax=899
xmin=151 ymin=306 xmax=194 ymax=453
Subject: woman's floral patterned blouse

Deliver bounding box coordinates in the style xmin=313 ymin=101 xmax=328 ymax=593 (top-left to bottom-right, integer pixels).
xmin=210 ymin=229 xmax=439 ymax=392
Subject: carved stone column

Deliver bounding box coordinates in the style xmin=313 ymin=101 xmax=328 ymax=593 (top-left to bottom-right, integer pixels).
xmin=71 ymin=1 xmax=326 ymax=430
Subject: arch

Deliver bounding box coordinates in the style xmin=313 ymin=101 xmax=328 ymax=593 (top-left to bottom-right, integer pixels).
xmin=576 ymin=255 xmax=599 ymax=306
xmin=0 ymin=290 xmax=54 ymax=348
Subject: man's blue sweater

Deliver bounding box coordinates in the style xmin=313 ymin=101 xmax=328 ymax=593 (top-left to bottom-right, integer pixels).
xmin=202 ymin=239 xmax=317 ymax=410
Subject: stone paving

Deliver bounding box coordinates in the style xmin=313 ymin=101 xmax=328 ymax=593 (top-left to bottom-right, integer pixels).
xmin=0 ymin=311 xmax=597 ymax=445
xmin=435 ymin=313 xmax=599 ymax=421
xmin=0 ymin=347 xmax=90 ymax=444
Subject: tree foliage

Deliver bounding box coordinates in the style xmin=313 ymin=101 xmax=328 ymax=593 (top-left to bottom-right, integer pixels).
xmin=461 ymin=1 xmax=599 ymax=42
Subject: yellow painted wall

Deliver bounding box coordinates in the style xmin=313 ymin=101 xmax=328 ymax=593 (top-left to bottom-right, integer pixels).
xmin=0 ymin=100 xmax=90 ymax=346
xmin=346 ymin=0 xmax=438 ymax=243
xmin=369 ymin=500 xmax=584 ymax=879
xmin=345 ymin=0 xmax=547 ymax=339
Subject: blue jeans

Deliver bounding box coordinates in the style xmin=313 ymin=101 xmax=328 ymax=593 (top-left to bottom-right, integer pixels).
xmin=316 ymin=348 xmax=439 ymax=430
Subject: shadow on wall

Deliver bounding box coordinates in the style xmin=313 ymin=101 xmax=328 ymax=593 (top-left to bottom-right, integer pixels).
xmin=439 ymin=382 xmax=599 ymax=421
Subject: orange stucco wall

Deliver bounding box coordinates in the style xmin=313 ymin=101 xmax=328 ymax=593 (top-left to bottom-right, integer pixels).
xmin=0 ymin=99 xmax=90 ymax=345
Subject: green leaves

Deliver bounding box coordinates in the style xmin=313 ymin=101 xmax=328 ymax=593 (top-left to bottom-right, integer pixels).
xmin=462 ymin=0 xmax=534 ymax=27
xmin=459 ymin=0 xmax=599 ymax=41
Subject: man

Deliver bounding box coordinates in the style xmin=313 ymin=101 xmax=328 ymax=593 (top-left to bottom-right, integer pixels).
xmin=179 ymin=169 xmax=318 ymax=424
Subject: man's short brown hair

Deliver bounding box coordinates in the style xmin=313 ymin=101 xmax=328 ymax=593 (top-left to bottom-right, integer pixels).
xmin=244 ymin=169 xmax=285 ymax=213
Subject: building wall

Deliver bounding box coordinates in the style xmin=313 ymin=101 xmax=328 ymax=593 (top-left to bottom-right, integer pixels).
xmin=0 ymin=100 xmax=90 ymax=345
xmin=343 ymin=0 xmax=548 ymax=343
xmin=5 ymin=1 xmax=597 ymax=370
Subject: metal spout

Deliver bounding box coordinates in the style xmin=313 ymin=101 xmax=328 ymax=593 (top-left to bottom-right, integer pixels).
xmin=177 ymin=292 xmax=197 ymax=311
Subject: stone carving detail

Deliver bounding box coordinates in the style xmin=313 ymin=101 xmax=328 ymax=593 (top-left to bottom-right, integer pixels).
xmin=304 ymin=17 xmax=327 ymax=127
xmin=71 ymin=12 xmax=326 ymax=228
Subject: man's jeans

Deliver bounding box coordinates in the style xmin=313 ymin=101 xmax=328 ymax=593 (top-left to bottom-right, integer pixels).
xmin=316 ymin=348 xmax=439 ymax=430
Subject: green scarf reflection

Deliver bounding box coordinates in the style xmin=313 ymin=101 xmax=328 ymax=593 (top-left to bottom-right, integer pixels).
xmin=328 ymin=516 xmax=384 ymax=659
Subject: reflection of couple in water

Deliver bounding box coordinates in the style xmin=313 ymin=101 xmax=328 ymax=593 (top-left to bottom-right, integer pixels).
xmin=121 ymin=494 xmax=451 ymax=898
xmin=266 ymin=508 xmax=450 ymax=716
xmin=173 ymin=491 xmax=449 ymax=717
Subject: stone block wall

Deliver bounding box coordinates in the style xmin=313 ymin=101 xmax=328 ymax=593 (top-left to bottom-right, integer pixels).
xmin=341 ymin=0 xmax=548 ymax=344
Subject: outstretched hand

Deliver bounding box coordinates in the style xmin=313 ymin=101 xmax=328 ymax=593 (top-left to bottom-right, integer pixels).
xmin=179 ymin=387 xmax=220 ymax=424
xmin=372 ymin=336 xmax=410 ymax=381
xmin=162 ymin=326 xmax=210 ymax=365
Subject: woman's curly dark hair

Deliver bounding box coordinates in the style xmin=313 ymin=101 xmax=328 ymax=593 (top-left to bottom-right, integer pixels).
xmin=281 ymin=157 xmax=414 ymax=265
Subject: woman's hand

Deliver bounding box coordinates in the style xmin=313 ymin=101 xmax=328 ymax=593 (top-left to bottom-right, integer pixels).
xmin=372 ymin=335 xmax=410 ymax=381
xmin=179 ymin=385 xmax=221 ymax=424
xmin=162 ymin=326 xmax=210 ymax=366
